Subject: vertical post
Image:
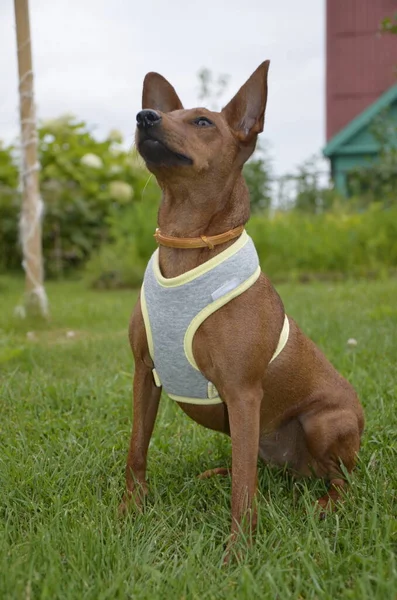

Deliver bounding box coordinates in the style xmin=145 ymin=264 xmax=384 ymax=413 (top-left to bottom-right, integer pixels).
xmin=334 ymin=169 xmax=348 ymax=197
xmin=14 ymin=0 xmax=48 ymax=317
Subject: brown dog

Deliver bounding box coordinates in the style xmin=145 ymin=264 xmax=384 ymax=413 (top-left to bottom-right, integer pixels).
xmin=120 ymin=61 xmax=364 ymax=553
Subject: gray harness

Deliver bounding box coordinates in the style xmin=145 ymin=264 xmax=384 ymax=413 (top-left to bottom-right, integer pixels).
xmin=141 ymin=231 xmax=289 ymax=404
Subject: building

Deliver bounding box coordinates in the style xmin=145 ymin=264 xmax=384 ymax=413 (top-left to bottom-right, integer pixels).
xmin=323 ymin=0 xmax=397 ymax=195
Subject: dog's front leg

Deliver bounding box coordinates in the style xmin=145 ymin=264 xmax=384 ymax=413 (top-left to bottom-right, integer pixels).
xmin=119 ymin=359 xmax=161 ymax=515
xmin=225 ymin=387 xmax=262 ymax=559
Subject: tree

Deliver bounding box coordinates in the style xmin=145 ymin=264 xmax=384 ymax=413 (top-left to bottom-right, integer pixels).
xmin=243 ymin=142 xmax=273 ymax=213
xmin=197 ymin=68 xmax=230 ymax=110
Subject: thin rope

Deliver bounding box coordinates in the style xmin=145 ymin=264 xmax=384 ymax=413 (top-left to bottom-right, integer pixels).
xmin=17 ymin=38 xmax=31 ymax=53
xmin=14 ymin=65 xmax=49 ymax=318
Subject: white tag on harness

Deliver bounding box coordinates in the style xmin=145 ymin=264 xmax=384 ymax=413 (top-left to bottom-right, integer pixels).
xmin=211 ymin=277 xmax=240 ymax=301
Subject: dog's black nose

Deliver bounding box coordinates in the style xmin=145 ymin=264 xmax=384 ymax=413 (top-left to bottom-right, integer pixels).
xmin=136 ymin=109 xmax=162 ymax=129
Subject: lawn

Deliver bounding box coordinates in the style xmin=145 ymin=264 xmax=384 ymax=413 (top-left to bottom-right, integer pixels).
xmin=0 ymin=275 xmax=396 ymax=599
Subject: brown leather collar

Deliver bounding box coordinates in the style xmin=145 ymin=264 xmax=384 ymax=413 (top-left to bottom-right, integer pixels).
xmin=154 ymin=225 xmax=244 ymax=250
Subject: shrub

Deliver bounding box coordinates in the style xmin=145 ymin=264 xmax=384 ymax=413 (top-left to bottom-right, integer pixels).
xmin=0 ymin=116 xmax=158 ymax=277
xmin=87 ymin=202 xmax=397 ymax=288
xmin=86 ymin=179 xmax=160 ymax=288
xmin=0 ymin=143 xmax=20 ymax=271
xmin=248 ymin=204 xmax=397 ymax=280
xmin=346 ymin=113 xmax=397 ymax=207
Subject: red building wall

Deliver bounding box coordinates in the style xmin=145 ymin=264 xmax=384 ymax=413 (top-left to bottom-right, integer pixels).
xmin=326 ymin=0 xmax=397 ymax=140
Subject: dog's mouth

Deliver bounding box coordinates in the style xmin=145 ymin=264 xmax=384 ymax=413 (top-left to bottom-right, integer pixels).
xmin=138 ymin=135 xmax=193 ymax=167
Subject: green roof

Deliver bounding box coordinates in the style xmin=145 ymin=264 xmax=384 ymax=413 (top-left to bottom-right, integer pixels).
xmin=323 ymin=83 xmax=397 ymax=157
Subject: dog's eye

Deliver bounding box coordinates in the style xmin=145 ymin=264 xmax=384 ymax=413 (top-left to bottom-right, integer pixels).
xmin=193 ymin=117 xmax=214 ymax=127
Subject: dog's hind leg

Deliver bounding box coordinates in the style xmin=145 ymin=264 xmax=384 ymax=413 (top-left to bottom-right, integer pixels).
xmin=299 ymin=398 xmax=364 ymax=516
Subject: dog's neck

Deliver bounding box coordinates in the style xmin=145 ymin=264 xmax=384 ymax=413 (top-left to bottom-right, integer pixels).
xmin=156 ymin=174 xmax=250 ymax=278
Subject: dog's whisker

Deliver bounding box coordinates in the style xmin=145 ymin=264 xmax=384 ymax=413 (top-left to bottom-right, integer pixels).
xmin=141 ymin=173 xmax=154 ymax=202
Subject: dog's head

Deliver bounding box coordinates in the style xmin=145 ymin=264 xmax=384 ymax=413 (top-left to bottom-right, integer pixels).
xmin=135 ymin=61 xmax=270 ymax=184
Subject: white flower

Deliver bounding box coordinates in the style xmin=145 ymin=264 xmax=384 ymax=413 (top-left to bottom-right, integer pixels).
xmin=80 ymin=153 xmax=103 ymax=169
xmin=347 ymin=338 xmax=358 ymax=346
xmin=109 ymin=164 xmax=123 ymax=175
xmin=109 ymin=144 xmax=122 ymax=157
xmin=108 ymin=129 xmax=124 ymax=143
xmin=108 ymin=180 xmax=133 ymax=203
xmin=66 ymin=331 xmax=76 ymax=339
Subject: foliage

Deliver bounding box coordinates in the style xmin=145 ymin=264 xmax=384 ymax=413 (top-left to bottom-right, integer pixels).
xmin=0 ymin=141 xmax=19 ymax=188
xmin=197 ymin=67 xmax=230 ymax=110
xmin=249 ymin=203 xmax=397 ymax=281
xmin=243 ymin=142 xmax=273 ymax=213
xmin=380 ymin=13 xmax=397 ymax=35
xmin=2 ymin=101 xmax=397 ymax=286
xmin=0 ymin=64 xmax=273 ymax=278
xmin=0 ymin=142 xmax=20 ymax=272
xmin=0 ymin=115 xmax=158 ymax=277
xmin=87 ymin=180 xmax=160 ymax=289
xmin=0 ymin=107 xmax=275 ymax=278
xmin=275 ymin=154 xmax=339 ymax=214
xmin=88 ymin=199 xmax=397 ymax=288
xmin=0 ymin=274 xmax=396 ymax=599
xmin=346 ymin=114 xmax=397 ymax=205
xmin=293 ymin=155 xmax=337 ymax=213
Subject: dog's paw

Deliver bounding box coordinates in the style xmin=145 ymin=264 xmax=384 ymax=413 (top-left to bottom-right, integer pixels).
xmin=197 ymin=467 xmax=231 ymax=480
xmin=118 ymin=485 xmax=148 ymax=517
xmin=315 ymin=478 xmax=346 ymax=520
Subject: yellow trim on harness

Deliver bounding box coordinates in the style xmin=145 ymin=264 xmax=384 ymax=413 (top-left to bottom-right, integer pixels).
xmin=184 ymin=265 xmax=262 ymax=371
xmin=152 ymin=368 xmax=161 ymax=387
xmin=140 ymin=283 xmax=154 ymax=360
xmin=168 ymin=393 xmax=222 ymax=405
xmin=168 ymin=314 xmax=290 ymax=406
xmin=152 ymin=230 xmax=249 ymax=288
xmin=269 ymin=314 xmax=290 ymax=364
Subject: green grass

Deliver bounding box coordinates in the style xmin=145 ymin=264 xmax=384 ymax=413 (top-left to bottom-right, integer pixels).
xmin=0 ymin=275 xmax=396 ymax=600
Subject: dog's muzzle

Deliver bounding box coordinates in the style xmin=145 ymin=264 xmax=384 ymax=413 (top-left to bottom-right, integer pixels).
xmin=136 ymin=109 xmax=162 ymax=129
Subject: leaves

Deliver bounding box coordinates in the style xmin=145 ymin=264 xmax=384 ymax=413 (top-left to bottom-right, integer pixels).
xmin=380 ymin=13 xmax=397 ymax=36
xmin=243 ymin=142 xmax=273 ymax=213
xmin=0 ymin=115 xmax=158 ymax=278
xmin=347 ymin=114 xmax=397 ymax=206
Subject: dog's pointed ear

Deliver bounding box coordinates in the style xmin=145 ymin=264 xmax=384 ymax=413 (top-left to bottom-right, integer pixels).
xmin=142 ymin=72 xmax=184 ymax=112
xmin=222 ymin=61 xmax=270 ymax=142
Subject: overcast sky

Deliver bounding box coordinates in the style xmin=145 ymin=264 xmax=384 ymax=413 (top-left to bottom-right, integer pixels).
xmin=1 ymin=0 xmax=326 ymax=177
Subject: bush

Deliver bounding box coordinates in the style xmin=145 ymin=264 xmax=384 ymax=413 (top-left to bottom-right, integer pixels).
xmin=346 ymin=113 xmax=397 ymax=206
xmin=86 ymin=179 xmax=160 ymax=288
xmin=248 ymin=204 xmax=397 ymax=280
xmin=0 ymin=116 xmax=158 ymax=277
xmin=3 ymin=114 xmax=397 ymax=286
xmin=87 ymin=202 xmax=397 ymax=288
xmin=243 ymin=142 xmax=273 ymax=213
xmin=1 ymin=115 xmax=275 ymax=277
xmin=0 ymin=143 xmax=20 ymax=272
